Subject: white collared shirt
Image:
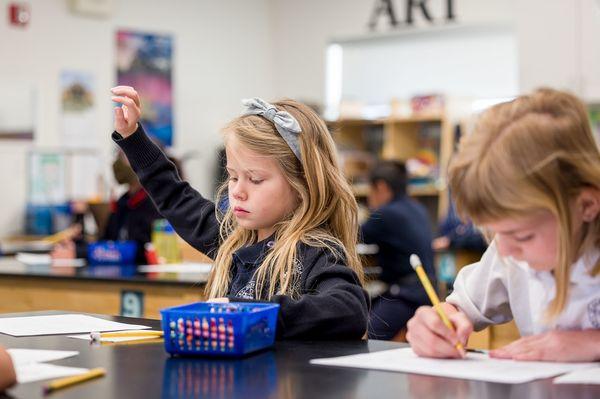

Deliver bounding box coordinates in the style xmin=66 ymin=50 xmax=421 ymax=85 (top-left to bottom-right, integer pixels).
xmin=446 ymin=241 xmax=600 ymax=336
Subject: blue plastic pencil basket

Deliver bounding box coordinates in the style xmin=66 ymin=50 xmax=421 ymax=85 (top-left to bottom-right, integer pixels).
xmin=160 ymin=302 xmax=279 ymax=357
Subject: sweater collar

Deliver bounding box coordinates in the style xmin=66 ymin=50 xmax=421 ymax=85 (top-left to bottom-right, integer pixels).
xmin=233 ymin=234 xmax=276 ymax=265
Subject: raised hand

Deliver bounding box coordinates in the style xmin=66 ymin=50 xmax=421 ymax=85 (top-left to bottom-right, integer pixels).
xmin=111 ymin=86 xmax=142 ymax=137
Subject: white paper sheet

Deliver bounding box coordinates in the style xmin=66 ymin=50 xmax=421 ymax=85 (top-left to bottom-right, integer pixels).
xmin=554 ymin=367 xmax=600 ymax=384
xmin=7 ymin=349 xmax=79 ymax=366
xmin=15 ymin=253 xmax=52 ymax=265
xmin=310 ymin=348 xmax=596 ymax=384
xmin=0 ymin=240 xmax=53 ymax=254
xmin=15 ymin=363 xmax=89 ymax=384
xmin=51 ymin=258 xmax=86 ymax=268
xmin=14 ymin=253 xmax=86 ymax=268
xmin=0 ymin=314 xmax=150 ymax=337
xmin=68 ymin=330 xmax=162 ymax=343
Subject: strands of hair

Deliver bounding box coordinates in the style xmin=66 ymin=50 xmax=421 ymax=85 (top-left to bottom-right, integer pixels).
xmin=448 ymin=88 xmax=600 ymax=319
xmin=206 ymin=99 xmax=363 ymax=301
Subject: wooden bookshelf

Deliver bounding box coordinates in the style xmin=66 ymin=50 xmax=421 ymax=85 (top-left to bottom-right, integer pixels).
xmin=330 ymin=111 xmax=454 ymax=225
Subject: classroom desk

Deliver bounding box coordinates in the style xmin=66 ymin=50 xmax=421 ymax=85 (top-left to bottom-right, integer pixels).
xmin=2 ymin=311 xmax=598 ymax=399
xmin=0 ymin=258 xmax=206 ymax=319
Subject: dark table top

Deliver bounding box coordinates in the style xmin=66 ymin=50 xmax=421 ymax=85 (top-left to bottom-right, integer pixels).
xmin=0 ymin=257 xmax=379 ymax=288
xmin=0 ymin=258 xmax=207 ymax=287
xmin=1 ymin=312 xmax=598 ymax=399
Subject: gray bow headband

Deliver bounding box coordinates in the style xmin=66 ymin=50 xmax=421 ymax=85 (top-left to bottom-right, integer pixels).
xmin=241 ymin=98 xmax=302 ymax=160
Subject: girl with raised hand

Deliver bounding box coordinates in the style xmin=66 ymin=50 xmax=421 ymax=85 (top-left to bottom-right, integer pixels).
xmin=110 ymin=86 xmax=368 ymax=339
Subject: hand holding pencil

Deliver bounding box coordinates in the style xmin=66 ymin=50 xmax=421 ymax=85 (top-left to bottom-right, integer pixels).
xmin=405 ymin=254 xmax=473 ymax=359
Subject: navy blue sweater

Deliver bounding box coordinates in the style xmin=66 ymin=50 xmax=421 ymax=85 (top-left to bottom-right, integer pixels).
xmin=113 ymin=125 xmax=369 ymax=340
xmin=361 ymin=196 xmax=435 ymax=299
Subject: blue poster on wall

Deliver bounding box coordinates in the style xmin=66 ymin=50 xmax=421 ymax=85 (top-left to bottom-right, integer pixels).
xmin=116 ymin=30 xmax=174 ymax=146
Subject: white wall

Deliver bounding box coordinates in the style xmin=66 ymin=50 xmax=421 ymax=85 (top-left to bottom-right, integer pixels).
xmin=339 ymin=25 xmax=518 ymax=103
xmin=270 ymin=0 xmax=516 ymax=103
xmin=516 ymin=0 xmax=579 ymax=94
xmin=0 ymin=0 xmax=594 ymax=236
xmin=517 ymin=0 xmax=600 ymax=101
xmin=0 ymin=0 xmax=275 ymax=236
xmin=270 ymin=0 xmax=600 ymax=104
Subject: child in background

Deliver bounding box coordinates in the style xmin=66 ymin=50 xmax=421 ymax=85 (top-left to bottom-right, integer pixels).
xmin=110 ymin=86 xmax=369 ymax=339
xmin=51 ymin=151 xmax=162 ymax=265
xmin=51 ymin=146 xmax=185 ymax=265
xmin=432 ymin=198 xmax=487 ymax=252
xmin=406 ymin=88 xmax=600 ymax=362
xmin=361 ymin=161 xmax=434 ymax=340
xmin=0 ymin=346 xmax=16 ymax=391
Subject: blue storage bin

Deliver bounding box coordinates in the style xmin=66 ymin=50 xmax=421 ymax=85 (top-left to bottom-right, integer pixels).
xmin=160 ymin=302 xmax=279 ymax=357
xmin=87 ymin=240 xmax=138 ymax=265
xmin=25 ymin=203 xmax=71 ymax=236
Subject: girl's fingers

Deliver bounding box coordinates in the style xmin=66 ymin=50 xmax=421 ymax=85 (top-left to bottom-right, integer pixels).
xmin=489 ymin=347 xmax=512 ymax=359
xmin=113 ymin=107 xmax=138 ymax=137
xmin=489 ymin=335 xmax=540 ymax=359
xmin=110 ymin=86 xmax=141 ymax=138
xmin=110 ymin=86 xmax=141 ymax=107
xmin=511 ymin=348 xmax=545 ymax=361
xmin=114 ymin=106 xmax=126 ymax=128
xmin=490 ymin=331 xmax=594 ymax=362
xmin=506 ymin=335 xmax=539 ymax=351
xmin=112 ymin=96 xmax=140 ymax=115
xmin=449 ymin=312 xmax=473 ymax=346
xmin=410 ymin=325 xmax=463 ymax=358
xmin=407 ymin=308 xmax=462 ymax=358
xmin=420 ymin=308 xmax=460 ymax=347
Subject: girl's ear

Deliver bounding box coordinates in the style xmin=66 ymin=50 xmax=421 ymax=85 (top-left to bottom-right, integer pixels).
xmin=576 ymin=188 xmax=600 ymax=222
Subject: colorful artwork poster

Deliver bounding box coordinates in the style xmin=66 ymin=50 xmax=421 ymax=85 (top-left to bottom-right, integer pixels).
xmin=116 ymin=30 xmax=173 ymax=146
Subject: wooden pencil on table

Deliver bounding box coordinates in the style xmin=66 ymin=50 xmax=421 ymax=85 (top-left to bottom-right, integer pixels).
xmin=42 ymin=367 xmax=106 ymax=394
xmin=90 ymin=330 xmax=163 ymax=341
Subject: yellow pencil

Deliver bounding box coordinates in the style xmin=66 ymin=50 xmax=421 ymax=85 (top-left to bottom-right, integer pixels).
xmin=100 ymin=337 xmax=164 ymax=346
xmin=410 ymin=254 xmax=465 ymax=354
xmin=42 ymin=226 xmax=80 ymax=244
xmin=90 ymin=330 xmax=163 ymax=340
xmin=43 ymin=367 xmax=106 ymax=394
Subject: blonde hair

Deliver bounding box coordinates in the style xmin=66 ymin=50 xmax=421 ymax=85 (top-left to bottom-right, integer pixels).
xmin=205 ymin=99 xmax=363 ymax=300
xmin=448 ymin=88 xmax=600 ymax=319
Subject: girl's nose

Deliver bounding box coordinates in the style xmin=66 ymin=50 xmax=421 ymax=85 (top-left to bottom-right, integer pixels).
xmin=230 ymin=182 xmax=247 ymax=201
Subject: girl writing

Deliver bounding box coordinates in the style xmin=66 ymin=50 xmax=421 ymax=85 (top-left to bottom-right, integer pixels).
xmin=407 ymin=88 xmax=600 ymax=361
